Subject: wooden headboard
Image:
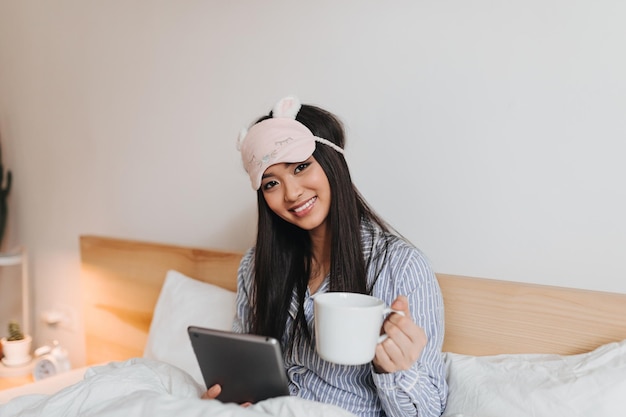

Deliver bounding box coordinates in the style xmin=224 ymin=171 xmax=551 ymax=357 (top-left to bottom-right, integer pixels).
xmin=80 ymin=235 xmax=241 ymax=364
xmin=80 ymin=235 xmax=626 ymax=365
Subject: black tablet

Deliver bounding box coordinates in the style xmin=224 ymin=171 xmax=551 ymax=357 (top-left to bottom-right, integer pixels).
xmin=187 ymin=326 xmax=290 ymax=404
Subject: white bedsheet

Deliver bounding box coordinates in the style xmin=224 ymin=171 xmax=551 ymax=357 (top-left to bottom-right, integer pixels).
xmin=0 ymin=358 xmax=356 ymax=417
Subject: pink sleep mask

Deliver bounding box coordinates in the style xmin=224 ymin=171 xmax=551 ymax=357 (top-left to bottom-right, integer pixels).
xmin=237 ymin=96 xmax=344 ymax=190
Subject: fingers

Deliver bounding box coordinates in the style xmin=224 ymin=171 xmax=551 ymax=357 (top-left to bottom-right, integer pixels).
xmin=385 ymin=296 xmax=412 ymax=339
xmin=201 ymin=384 xmax=222 ymax=400
xmin=390 ymin=295 xmax=410 ymax=317
xmin=373 ymin=295 xmax=428 ymax=373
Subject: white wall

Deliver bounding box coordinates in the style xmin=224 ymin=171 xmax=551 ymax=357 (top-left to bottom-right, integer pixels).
xmin=0 ymin=0 xmax=625 ymax=366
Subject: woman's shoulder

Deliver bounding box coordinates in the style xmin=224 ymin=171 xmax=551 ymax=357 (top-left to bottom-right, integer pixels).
xmin=363 ymin=220 xmax=436 ymax=288
xmin=242 ymin=246 xmax=255 ymax=259
xmin=362 ymin=219 xmax=425 ymax=259
xmin=237 ymin=247 xmax=256 ymax=278
xmin=238 ymin=246 xmax=255 ymax=264
xmin=376 ymin=232 xmax=431 ymax=268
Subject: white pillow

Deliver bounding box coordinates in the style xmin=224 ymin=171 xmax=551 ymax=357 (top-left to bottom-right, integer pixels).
xmin=143 ymin=270 xmax=237 ymax=386
xmin=442 ymin=339 xmax=626 ymax=417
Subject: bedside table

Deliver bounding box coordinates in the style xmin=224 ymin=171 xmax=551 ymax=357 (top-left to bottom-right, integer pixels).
xmin=0 ymin=374 xmax=33 ymax=390
xmin=0 ymin=360 xmax=34 ymax=390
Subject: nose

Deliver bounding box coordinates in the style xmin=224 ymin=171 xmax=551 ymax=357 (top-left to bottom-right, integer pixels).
xmin=283 ymin=178 xmax=303 ymax=202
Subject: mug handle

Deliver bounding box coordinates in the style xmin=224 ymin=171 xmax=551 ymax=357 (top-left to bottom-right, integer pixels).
xmin=377 ymin=308 xmax=405 ymax=344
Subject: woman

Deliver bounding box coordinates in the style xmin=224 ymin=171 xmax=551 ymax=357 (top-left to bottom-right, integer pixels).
xmin=206 ymin=96 xmax=447 ymax=417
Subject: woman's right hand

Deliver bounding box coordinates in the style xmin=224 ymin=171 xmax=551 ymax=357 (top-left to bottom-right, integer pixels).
xmin=201 ymin=384 xmax=222 ymax=400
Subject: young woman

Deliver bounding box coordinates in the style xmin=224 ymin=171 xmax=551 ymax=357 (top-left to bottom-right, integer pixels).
xmin=205 ymin=96 xmax=448 ymax=417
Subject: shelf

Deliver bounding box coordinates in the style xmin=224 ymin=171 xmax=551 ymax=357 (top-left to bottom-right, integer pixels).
xmin=0 ymin=247 xmax=30 ymax=336
xmin=0 ymin=251 xmax=22 ymax=267
xmin=0 ymin=359 xmax=34 ymax=378
xmin=0 ymin=367 xmax=34 ymax=390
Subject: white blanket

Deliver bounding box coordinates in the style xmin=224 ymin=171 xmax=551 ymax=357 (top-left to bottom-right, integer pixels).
xmin=0 ymin=358 xmax=356 ymax=417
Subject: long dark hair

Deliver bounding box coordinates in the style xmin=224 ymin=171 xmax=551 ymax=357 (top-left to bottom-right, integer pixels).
xmin=250 ymin=104 xmax=391 ymax=349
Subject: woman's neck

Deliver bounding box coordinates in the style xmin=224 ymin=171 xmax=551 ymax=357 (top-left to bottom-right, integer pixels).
xmin=308 ymin=224 xmax=331 ymax=293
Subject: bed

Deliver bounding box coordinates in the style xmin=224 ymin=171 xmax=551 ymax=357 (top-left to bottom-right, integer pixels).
xmin=1 ymin=235 xmax=625 ymax=416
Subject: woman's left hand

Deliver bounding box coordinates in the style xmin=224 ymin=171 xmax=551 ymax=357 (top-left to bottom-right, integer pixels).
xmin=372 ymin=295 xmax=427 ymax=373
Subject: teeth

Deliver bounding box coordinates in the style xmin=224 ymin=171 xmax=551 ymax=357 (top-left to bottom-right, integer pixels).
xmin=294 ymin=197 xmax=315 ymax=213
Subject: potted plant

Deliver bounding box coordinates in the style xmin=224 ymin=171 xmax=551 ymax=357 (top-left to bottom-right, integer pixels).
xmin=1 ymin=320 xmax=32 ymax=367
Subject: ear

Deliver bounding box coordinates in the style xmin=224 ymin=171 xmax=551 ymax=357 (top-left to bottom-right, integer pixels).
xmin=236 ymin=127 xmax=248 ymax=151
xmin=272 ymin=96 xmax=301 ymax=119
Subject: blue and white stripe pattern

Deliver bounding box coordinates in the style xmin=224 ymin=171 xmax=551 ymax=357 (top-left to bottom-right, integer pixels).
xmin=233 ymin=222 xmax=448 ymax=417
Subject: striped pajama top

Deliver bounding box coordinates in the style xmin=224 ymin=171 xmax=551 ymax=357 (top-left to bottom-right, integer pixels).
xmin=232 ymin=221 xmax=448 ymax=417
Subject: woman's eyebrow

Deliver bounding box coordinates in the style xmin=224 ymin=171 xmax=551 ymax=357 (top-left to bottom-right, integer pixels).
xmin=262 ymin=163 xmax=300 ymax=179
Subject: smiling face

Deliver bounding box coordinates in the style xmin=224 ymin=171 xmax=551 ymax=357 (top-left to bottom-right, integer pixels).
xmin=260 ymin=156 xmax=331 ymax=235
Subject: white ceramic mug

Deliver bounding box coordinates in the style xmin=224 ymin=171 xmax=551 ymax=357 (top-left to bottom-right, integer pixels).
xmin=313 ymin=292 xmax=404 ymax=365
